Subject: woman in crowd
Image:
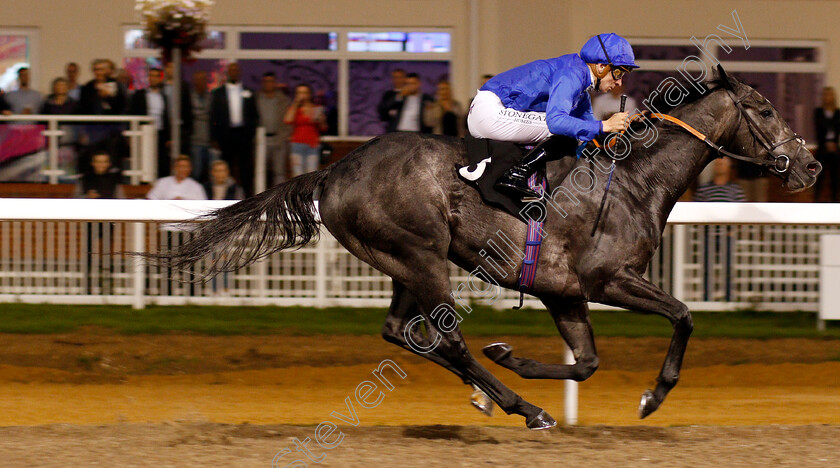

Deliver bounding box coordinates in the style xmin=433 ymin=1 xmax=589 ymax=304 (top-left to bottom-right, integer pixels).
xmin=424 ymin=80 xmax=465 ymax=137
xmin=41 ymin=77 xmax=77 ymax=115
xmin=283 ymin=84 xmax=327 ymax=177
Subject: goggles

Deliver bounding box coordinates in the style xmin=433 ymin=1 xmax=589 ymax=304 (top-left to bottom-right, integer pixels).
xmin=610 ymin=66 xmax=631 ymax=81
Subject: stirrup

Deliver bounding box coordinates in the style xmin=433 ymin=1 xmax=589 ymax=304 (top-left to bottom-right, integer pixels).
xmin=495 ymin=180 xmax=540 ymax=201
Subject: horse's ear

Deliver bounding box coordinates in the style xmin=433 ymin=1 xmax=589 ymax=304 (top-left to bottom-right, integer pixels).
xmin=717 ymin=64 xmax=734 ymax=90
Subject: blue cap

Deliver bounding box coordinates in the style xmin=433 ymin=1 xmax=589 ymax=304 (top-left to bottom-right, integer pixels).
xmin=580 ymin=33 xmax=639 ymax=69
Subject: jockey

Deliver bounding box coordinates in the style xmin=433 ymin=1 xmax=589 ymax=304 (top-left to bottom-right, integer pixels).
xmin=465 ymin=33 xmax=639 ymax=200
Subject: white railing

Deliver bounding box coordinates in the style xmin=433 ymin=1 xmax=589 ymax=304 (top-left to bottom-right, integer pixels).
xmin=1 ymin=199 xmax=839 ymax=427
xmin=1 ymin=200 xmax=840 ymax=312
xmin=0 ymin=116 xmax=269 ymax=192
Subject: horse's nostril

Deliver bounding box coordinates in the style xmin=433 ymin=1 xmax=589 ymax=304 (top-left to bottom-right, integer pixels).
xmin=807 ymin=162 xmax=822 ymax=174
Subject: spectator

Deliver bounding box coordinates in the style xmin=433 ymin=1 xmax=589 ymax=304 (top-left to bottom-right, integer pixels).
xmin=257 ymin=71 xmax=292 ymax=185
xmin=41 ymin=77 xmax=78 ymax=115
xmin=377 ymin=68 xmax=406 ymax=124
xmin=814 ymin=86 xmax=840 ymax=202
xmin=203 ymin=160 xmax=245 ymax=201
xmin=78 ymin=59 xmax=127 ymax=115
xmin=74 ymin=151 xmax=125 ymax=199
xmin=379 ymin=72 xmax=434 ymax=133
xmin=284 ymin=84 xmax=327 ymax=178
xmin=210 ymin=62 xmax=258 ymax=195
xmin=188 ymin=70 xmax=213 ymax=183
xmin=116 ymin=68 xmax=134 ymax=100
xmin=0 ymin=90 xmax=11 ymax=115
xmin=3 ymin=68 xmax=42 ymax=115
xmin=203 ymin=159 xmax=242 ymax=296
xmin=694 ymin=156 xmax=743 ymax=302
xmin=424 ymin=80 xmax=465 ymax=137
xmin=591 ymin=83 xmax=638 ymax=120
xmin=42 ymin=77 xmax=80 ymax=177
xmin=129 ymin=67 xmax=171 ymax=178
xmin=694 ymin=157 xmax=746 ymax=202
xmin=146 ymin=154 xmax=207 ymax=200
xmin=65 ymin=62 xmax=82 ymax=101
xmin=147 ymin=155 xmax=205 ymax=297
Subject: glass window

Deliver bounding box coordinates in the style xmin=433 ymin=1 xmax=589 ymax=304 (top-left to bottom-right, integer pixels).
xmin=723 ymin=46 xmax=818 ymax=63
xmin=348 ymin=60 xmax=449 ymax=136
xmin=124 ymin=29 xmax=150 ymax=50
xmin=632 ymin=45 xmax=701 ymax=61
xmin=0 ymin=35 xmax=30 ymax=91
xmin=348 ymin=32 xmax=451 ymax=53
xmin=124 ymin=29 xmax=226 ymax=50
xmin=406 ymin=32 xmax=451 ymax=53
xmin=238 ymin=59 xmax=339 ymax=135
xmin=240 ymin=32 xmax=337 ymax=51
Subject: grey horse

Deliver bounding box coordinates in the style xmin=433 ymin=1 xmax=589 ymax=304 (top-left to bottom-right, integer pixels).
xmin=151 ymin=68 xmax=820 ymax=429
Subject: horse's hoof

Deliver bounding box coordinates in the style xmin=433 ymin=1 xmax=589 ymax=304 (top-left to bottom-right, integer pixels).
xmin=483 ymin=342 xmax=513 ymax=363
xmin=470 ymin=386 xmax=494 ymax=417
xmin=638 ymin=390 xmax=659 ymax=419
xmin=526 ymin=410 xmax=556 ymax=430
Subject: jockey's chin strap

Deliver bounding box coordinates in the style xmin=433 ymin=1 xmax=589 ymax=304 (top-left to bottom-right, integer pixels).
xmin=592 ymin=94 xmax=805 ymax=175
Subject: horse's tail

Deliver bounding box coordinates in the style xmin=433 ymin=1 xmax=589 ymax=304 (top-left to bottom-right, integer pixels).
xmin=145 ymin=169 xmax=329 ymax=281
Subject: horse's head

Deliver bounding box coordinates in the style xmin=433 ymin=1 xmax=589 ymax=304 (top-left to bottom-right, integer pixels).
xmin=717 ymin=65 xmax=821 ymax=192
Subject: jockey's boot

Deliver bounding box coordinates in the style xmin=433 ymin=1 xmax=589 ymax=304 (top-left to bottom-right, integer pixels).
xmin=495 ymin=145 xmax=549 ymax=200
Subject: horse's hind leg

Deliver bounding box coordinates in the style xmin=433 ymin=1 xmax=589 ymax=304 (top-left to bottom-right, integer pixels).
xmin=483 ymin=298 xmax=599 ymax=381
xmin=381 ymin=279 xmax=495 ymax=416
xmin=381 ymin=279 xmax=468 ymax=381
xmin=373 ymin=249 xmax=553 ymax=429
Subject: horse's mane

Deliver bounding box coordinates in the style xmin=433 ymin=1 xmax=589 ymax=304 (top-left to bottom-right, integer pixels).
xmin=583 ymin=74 xmax=730 ymax=158
xmin=612 ymin=75 xmax=726 ymax=139
xmin=643 ymin=75 xmax=724 ymax=115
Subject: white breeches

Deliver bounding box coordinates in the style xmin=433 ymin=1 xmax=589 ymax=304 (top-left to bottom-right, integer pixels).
xmin=467 ymin=90 xmax=552 ymax=143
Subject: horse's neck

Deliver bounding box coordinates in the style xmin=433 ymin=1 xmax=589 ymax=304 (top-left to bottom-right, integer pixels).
xmin=626 ymin=91 xmax=739 ymax=215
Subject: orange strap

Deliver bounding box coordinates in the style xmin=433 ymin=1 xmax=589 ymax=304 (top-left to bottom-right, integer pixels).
xmin=592 ymin=112 xmax=707 ymax=150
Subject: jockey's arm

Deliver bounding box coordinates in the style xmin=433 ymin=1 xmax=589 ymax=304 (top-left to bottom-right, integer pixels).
xmin=546 ymin=76 xmax=603 ymax=141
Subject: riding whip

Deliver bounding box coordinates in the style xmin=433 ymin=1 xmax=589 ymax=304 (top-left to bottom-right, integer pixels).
xmin=590 ymin=95 xmax=626 ymax=237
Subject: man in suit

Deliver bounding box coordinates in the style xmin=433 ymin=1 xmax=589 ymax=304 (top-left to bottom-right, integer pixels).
xmin=377 ymin=68 xmax=405 ymax=124
xmin=78 ymin=59 xmax=127 ymax=115
xmin=210 ymin=62 xmax=259 ymax=195
xmin=129 ymin=67 xmax=170 ymax=177
xmin=379 ymin=72 xmax=434 ymax=134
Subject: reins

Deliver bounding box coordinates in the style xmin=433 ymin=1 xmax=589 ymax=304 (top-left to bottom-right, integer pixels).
xmin=592 ymin=106 xmax=801 ymax=174
xmin=586 ymin=87 xmax=806 ymax=236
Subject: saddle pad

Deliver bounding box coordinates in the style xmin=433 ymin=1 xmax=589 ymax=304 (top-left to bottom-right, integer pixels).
xmin=457 ymin=137 xmax=524 ymax=217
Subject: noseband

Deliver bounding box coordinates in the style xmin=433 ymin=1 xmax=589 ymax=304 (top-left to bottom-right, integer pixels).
xmin=711 ymin=88 xmax=805 ymax=174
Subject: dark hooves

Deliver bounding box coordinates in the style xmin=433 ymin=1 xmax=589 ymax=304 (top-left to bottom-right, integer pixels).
xmin=638 ymin=390 xmax=660 ymax=419
xmin=526 ymin=410 xmax=557 ymax=430
xmin=483 ymin=342 xmax=513 ymax=363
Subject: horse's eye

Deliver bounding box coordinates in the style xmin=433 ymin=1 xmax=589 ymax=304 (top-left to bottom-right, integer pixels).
xmin=760 ymin=109 xmax=773 ymax=118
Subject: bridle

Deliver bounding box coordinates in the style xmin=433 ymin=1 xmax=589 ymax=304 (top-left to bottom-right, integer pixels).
xmin=595 ymin=85 xmax=807 ymax=176
xmin=715 ymin=87 xmax=805 ymax=175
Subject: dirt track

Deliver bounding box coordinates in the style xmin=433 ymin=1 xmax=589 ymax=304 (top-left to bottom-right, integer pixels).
xmin=0 ymin=332 xmax=838 ymax=466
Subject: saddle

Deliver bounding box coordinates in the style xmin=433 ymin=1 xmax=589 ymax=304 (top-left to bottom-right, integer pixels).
xmin=457 ymin=135 xmax=577 ymax=218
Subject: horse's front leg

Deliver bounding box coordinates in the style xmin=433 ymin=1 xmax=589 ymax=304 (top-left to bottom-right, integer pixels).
xmin=597 ymin=269 xmax=694 ymax=418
